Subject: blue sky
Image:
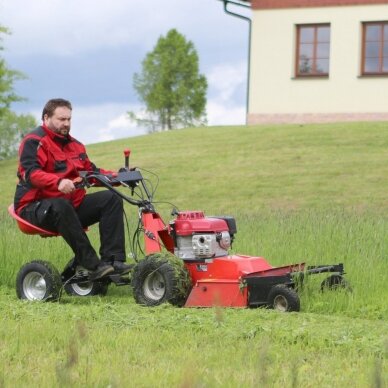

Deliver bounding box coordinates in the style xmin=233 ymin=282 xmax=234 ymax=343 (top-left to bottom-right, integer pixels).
xmin=0 ymin=0 xmax=250 ymax=144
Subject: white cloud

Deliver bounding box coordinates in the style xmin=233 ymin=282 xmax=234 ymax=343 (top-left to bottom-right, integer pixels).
xmin=208 ymin=61 xmax=247 ymax=102
xmin=24 ymin=97 xmax=245 ymax=146
xmin=20 ymin=58 xmax=247 ymax=145
xmin=71 ymin=96 xmax=245 ymax=145
xmin=0 ymin=0 xmax=242 ymax=57
xmin=207 ymin=100 xmax=246 ymax=126
xmin=206 ymin=61 xmax=247 ymax=125
xmin=70 ymin=103 xmax=146 ymax=144
xmin=1 ymin=0 xmax=248 ymax=143
xmin=25 ymin=103 xmax=146 ymax=145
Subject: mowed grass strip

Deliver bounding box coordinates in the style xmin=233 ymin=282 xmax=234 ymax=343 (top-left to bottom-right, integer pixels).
xmin=0 ymin=290 xmax=387 ymax=387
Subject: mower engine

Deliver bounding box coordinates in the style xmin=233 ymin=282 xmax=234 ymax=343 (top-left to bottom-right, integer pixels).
xmin=171 ymin=211 xmax=237 ymax=260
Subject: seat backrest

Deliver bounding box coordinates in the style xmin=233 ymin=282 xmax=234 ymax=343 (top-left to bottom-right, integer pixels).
xmin=8 ymin=204 xmax=58 ymax=237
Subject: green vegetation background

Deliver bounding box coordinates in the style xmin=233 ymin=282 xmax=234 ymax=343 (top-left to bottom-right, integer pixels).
xmin=0 ymin=123 xmax=387 ymax=386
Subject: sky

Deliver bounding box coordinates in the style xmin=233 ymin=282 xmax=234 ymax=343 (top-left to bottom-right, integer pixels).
xmin=0 ymin=0 xmax=251 ymax=144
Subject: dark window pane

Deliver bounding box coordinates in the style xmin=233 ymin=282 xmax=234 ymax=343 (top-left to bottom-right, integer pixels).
xmin=297 ymin=24 xmax=330 ymax=76
xmin=365 ymin=42 xmax=380 ymax=57
xmin=317 ymin=43 xmax=330 ymax=58
xmin=300 ymin=27 xmax=314 ymax=43
xmin=384 ymin=42 xmax=388 ymax=57
xmin=383 ymin=57 xmax=388 ymax=72
xmin=383 ymin=57 xmax=388 ymax=73
xmin=365 ymin=25 xmax=381 ymax=41
xmin=316 ymin=59 xmax=329 ymax=74
xmin=317 ymin=26 xmax=330 ymax=42
xmin=362 ymin=23 xmax=388 ymax=74
xmin=364 ymin=57 xmax=379 ymax=72
xmin=299 ymin=58 xmax=313 ymax=74
xmin=299 ymin=43 xmax=314 ymax=58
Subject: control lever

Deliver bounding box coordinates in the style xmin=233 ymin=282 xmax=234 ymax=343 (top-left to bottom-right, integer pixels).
xmin=124 ymin=148 xmax=131 ymax=170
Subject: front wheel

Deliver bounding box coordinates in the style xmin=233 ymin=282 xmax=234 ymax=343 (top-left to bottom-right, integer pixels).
xmin=267 ymin=284 xmax=300 ymax=312
xmin=132 ymin=253 xmax=191 ymax=307
xmin=16 ymin=260 xmax=62 ymax=301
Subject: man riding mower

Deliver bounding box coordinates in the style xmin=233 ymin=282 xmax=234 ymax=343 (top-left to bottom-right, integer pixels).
xmin=10 ymin=148 xmax=347 ymax=312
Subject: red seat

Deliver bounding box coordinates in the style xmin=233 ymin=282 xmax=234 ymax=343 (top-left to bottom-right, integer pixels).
xmin=8 ymin=204 xmax=59 ymax=237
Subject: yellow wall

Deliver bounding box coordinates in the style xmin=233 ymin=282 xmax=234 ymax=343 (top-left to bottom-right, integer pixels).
xmin=249 ymin=4 xmax=388 ymax=122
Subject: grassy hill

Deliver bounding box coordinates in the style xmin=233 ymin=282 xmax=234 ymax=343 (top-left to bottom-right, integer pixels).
xmin=1 ymin=122 xmax=387 ymax=213
xmin=0 ymin=122 xmax=387 ymax=386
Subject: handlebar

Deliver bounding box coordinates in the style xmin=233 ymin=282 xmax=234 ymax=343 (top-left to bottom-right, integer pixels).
xmin=73 ymin=149 xmax=155 ymax=211
xmin=75 ymin=169 xmax=154 ymax=210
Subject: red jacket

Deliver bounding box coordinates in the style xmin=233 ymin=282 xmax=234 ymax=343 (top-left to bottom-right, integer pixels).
xmin=14 ymin=125 xmax=111 ymax=214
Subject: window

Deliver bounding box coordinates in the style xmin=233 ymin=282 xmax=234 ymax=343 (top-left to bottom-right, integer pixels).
xmin=362 ymin=22 xmax=388 ymax=75
xmin=296 ymin=24 xmax=330 ymax=77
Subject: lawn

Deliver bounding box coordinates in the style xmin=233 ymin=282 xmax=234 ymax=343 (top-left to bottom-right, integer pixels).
xmin=0 ymin=122 xmax=387 ymax=386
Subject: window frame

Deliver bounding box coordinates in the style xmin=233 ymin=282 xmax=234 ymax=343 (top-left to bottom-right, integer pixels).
xmin=361 ymin=21 xmax=388 ymax=76
xmin=295 ymin=23 xmax=331 ymax=78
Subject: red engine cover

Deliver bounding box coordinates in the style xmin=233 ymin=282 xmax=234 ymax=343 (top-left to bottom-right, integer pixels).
xmin=174 ymin=211 xmax=228 ymax=236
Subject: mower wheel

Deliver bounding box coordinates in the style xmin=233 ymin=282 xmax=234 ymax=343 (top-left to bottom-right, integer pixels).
xmin=132 ymin=253 xmax=191 ymax=307
xmin=16 ymin=260 xmax=62 ymax=301
xmin=63 ymin=260 xmax=109 ymax=297
xmin=268 ymin=284 xmax=300 ymax=312
xmin=321 ymin=275 xmax=351 ymax=292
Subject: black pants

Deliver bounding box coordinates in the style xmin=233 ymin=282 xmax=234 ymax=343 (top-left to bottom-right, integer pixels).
xmin=20 ymin=191 xmax=126 ymax=270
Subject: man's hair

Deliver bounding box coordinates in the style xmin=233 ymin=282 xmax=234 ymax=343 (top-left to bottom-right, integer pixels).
xmin=42 ymin=98 xmax=72 ymax=120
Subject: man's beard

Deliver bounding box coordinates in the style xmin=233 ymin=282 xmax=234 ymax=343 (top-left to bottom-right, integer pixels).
xmin=55 ymin=128 xmax=70 ymax=136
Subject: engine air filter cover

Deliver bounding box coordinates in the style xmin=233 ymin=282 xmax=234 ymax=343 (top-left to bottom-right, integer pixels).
xmin=174 ymin=211 xmax=229 ymax=236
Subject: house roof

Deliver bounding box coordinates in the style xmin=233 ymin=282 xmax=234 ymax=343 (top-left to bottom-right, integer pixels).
xmin=250 ymin=0 xmax=388 ymax=9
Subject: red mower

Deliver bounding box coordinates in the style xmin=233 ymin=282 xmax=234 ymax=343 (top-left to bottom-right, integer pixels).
xmin=9 ymin=149 xmax=347 ymax=312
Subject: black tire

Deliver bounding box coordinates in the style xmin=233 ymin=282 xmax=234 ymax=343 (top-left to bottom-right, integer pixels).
xmin=268 ymin=284 xmax=300 ymax=312
xmin=131 ymin=253 xmax=191 ymax=307
xmin=321 ymin=275 xmax=351 ymax=292
xmin=16 ymin=260 xmax=62 ymax=301
xmin=62 ymin=260 xmax=109 ymax=297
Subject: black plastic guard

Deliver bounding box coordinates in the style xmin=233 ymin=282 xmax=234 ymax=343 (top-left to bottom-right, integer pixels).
xmin=245 ymin=274 xmax=294 ymax=307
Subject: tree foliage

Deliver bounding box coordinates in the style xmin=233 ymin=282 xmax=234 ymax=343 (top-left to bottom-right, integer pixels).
xmin=0 ymin=26 xmax=25 ymax=116
xmin=131 ymin=29 xmax=207 ymax=132
xmin=0 ymin=26 xmax=37 ymax=160
xmin=0 ymin=111 xmax=36 ymax=160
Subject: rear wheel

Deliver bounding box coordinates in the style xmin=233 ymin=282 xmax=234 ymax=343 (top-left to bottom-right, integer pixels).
xmin=268 ymin=284 xmax=300 ymax=312
xmin=321 ymin=274 xmax=351 ymax=291
xmin=16 ymin=260 xmax=62 ymax=301
xmin=62 ymin=260 xmax=109 ymax=297
xmin=132 ymin=253 xmax=191 ymax=307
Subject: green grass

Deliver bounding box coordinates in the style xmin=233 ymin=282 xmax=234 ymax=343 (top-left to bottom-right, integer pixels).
xmin=1 ymin=122 xmax=387 ymax=213
xmin=0 ymin=122 xmax=387 ymax=386
xmin=0 ymin=292 xmax=386 ymax=387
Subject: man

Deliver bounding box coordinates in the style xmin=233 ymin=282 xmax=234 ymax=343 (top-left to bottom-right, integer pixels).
xmin=14 ymin=98 xmax=132 ymax=281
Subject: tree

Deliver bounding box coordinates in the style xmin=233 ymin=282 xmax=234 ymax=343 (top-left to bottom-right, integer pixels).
xmin=0 ymin=26 xmax=37 ymax=160
xmin=0 ymin=111 xmax=36 ymax=160
xmin=130 ymin=29 xmax=207 ymax=132
xmin=0 ymin=26 xmax=24 ymax=116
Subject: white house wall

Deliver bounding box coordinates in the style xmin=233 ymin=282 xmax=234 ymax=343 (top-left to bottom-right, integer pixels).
xmin=248 ymin=4 xmax=388 ymax=123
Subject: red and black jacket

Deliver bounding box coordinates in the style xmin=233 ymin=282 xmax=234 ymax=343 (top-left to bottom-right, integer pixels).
xmin=14 ymin=125 xmax=111 ymax=214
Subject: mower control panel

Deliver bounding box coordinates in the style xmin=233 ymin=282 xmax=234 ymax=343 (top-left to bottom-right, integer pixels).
xmin=111 ymin=170 xmax=143 ymax=185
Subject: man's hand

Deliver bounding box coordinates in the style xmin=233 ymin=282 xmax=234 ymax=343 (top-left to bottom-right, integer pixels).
xmin=58 ymin=178 xmax=75 ymax=194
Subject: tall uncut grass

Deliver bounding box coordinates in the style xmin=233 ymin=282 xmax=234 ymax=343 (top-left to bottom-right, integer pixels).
xmin=0 ymin=122 xmax=387 ymax=386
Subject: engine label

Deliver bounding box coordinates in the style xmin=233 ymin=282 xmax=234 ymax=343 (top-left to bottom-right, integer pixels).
xmin=196 ymin=264 xmax=208 ymax=272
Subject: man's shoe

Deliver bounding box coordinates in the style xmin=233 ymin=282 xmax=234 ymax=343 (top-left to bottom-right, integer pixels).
xmin=89 ymin=263 xmax=114 ymax=281
xmin=112 ymin=261 xmax=133 ymax=275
